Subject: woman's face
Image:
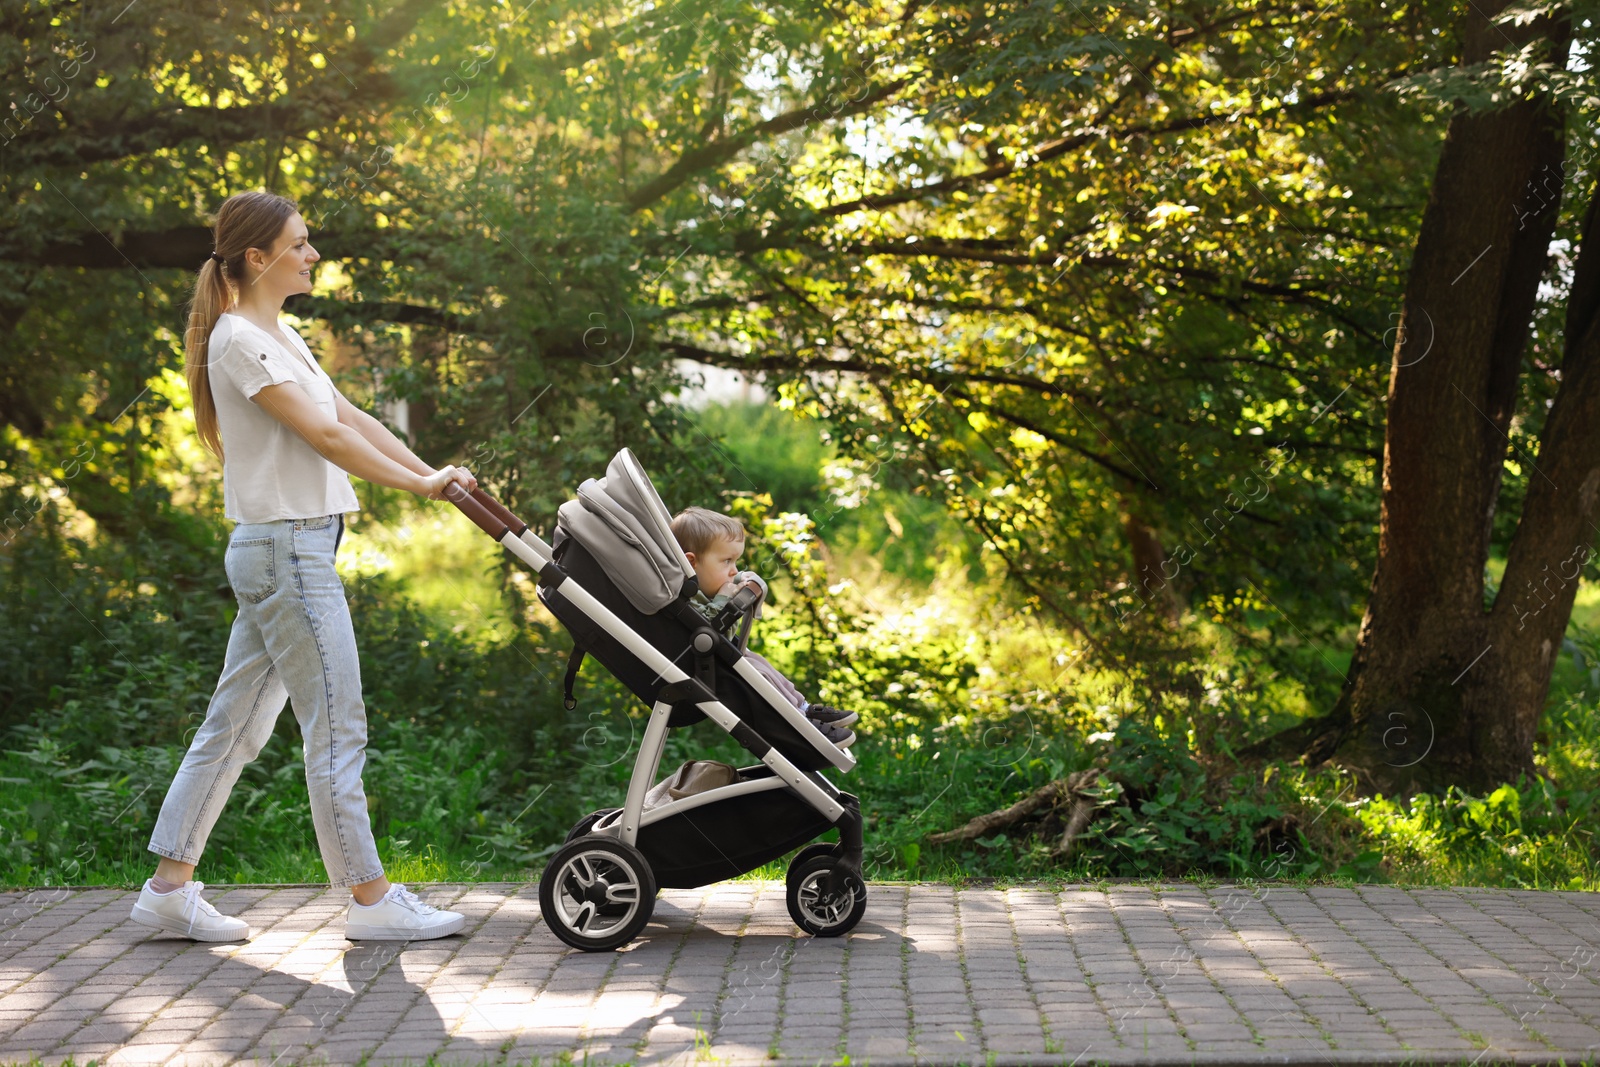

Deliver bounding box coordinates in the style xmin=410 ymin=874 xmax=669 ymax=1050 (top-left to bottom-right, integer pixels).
xmin=247 ymin=213 xmax=319 ymax=297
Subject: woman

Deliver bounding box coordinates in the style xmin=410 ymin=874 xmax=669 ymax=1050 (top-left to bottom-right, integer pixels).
xmin=132 ymin=190 xmax=475 ymax=942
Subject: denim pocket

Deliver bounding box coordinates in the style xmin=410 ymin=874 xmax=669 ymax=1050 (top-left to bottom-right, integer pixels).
xmin=295 ymin=515 xmax=336 ymax=531
xmin=225 ymin=536 xmax=277 ymax=603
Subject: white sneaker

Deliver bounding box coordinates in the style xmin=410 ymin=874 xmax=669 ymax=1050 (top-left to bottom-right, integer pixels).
xmin=130 ymin=880 xmax=251 ymax=941
xmin=344 ymin=883 xmax=465 ymax=941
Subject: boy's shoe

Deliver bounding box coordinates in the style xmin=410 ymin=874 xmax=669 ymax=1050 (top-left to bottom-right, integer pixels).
xmin=129 ymin=879 xmax=250 ymax=941
xmin=345 ymin=883 xmax=465 ymax=941
xmin=804 ymin=704 xmax=859 ymax=729
xmin=813 ymin=722 xmax=857 ymax=748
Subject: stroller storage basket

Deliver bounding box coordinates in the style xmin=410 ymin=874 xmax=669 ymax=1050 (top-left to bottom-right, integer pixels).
xmin=605 ymin=765 xmax=850 ymax=888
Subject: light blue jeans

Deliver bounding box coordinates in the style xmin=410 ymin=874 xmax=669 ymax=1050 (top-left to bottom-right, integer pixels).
xmin=148 ymin=513 xmax=384 ymax=888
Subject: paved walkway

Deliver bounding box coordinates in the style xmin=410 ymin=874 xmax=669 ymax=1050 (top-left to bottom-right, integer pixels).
xmin=3 ymin=883 xmax=1600 ymax=1065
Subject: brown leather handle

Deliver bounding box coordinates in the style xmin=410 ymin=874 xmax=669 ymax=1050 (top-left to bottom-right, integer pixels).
xmin=470 ymin=488 xmax=528 ymax=534
xmin=444 ymin=481 xmax=509 ymax=539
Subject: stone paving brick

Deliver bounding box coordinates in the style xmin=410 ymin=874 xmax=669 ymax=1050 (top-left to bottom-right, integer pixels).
xmin=1 ymin=882 xmax=1600 ymax=1064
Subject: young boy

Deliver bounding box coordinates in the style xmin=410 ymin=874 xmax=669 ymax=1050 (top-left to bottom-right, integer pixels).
xmin=670 ymin=506 xmax=857 ymax=747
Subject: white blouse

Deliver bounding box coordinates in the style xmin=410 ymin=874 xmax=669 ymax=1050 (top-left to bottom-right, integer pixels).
xmin=207 ymin=312 xmax=360 ymax=524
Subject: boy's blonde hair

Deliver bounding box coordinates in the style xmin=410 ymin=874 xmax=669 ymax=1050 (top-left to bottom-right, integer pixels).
xmin=671 ymin=506 xmax=746 ymax=555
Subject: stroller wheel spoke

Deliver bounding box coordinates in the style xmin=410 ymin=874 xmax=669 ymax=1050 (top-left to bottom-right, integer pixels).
xmin=572 ymin=901 xmax=598 ymax=933
xmin=798 ymin=875 xmax=845 ymax=923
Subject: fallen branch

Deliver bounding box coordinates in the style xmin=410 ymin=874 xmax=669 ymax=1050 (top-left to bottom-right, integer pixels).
xmin=1054 ymin=785 xmax=1099 ymax=860
xmin=926 ymin=769 xmax=1101 ymax=855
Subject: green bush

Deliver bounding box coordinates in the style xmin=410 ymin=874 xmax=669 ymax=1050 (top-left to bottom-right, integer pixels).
xmin=3 ymin=403 xmax=1599 ymax=892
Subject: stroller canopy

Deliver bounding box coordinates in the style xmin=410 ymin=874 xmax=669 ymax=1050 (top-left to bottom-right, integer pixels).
xmin=555 ymin=448 xmax=695 ymax=613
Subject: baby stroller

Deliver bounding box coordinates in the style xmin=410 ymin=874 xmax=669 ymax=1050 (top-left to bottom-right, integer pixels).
xmin=446 ymin=449 xmax=866 ymax=952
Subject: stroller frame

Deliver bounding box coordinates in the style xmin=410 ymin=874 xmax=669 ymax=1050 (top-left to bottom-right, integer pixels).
xmin=448 ymin=482 xmax=866 ymax=951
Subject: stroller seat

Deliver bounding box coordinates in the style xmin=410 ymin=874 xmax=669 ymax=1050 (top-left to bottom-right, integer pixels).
xmin=446 ymin=449 xmax=866 ymax=952
xmin=543 ymin=535 xmax=845 ymax=772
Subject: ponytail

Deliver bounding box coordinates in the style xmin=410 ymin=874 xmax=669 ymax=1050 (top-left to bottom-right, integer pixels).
xmin=184 ymin=258 xmax=232 ymax=460
xmin=183 ymin=190 xmax=300 ymax=461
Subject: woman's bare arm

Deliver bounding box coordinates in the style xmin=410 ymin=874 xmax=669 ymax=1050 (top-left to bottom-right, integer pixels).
xmin=253 ymin=382 xmax=476 ymax=497
xmin=332 ymin=390 xmax=433 ymax=477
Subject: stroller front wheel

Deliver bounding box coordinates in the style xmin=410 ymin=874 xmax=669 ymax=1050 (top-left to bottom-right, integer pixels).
xmin=785 ymin=854 xmax=866 ymax=937
xmin=539 ymin=835 xmax=656 ymax=951
xmin=789 ymin=841 xmax=841 ymax=869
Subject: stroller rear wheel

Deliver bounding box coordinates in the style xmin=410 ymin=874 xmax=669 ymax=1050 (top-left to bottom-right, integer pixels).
xmin=539 ymin=835 xmax=656 ymax=951
xmin=785 ymin=853 xmax=866 ymax=937
xmin=564 ymin=808 xmax=621 ymax=844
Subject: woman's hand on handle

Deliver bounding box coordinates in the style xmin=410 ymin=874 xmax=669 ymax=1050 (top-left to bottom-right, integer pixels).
xmin=420 ymin=465 xmax=478 ymax=500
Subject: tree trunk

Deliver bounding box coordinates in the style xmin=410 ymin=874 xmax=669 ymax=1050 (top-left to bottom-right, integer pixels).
xmin=1301 ymin=1 xmax=1583 ymax=793
xmin=1123 ymin=506 xmax=1183 ymax=622
xmin=1482 ymin=183 xmax=1600 ymax=772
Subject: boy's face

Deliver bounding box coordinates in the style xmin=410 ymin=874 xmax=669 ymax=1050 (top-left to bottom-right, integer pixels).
xmin=686 ymin=535 xmax=744 ymax=594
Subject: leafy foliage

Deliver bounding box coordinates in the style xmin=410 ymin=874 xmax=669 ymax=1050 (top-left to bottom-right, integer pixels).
xmin=4 ymin=2 xmax=1600 ymax=889
xmin=2 ymin=0 xmax=1487 ymax=676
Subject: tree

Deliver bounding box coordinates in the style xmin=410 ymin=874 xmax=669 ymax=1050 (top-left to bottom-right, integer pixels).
xmin=647 ymin=0 xmax=1446 ymax=702
xmin=1270 ymin=0 xmax=1600 ymax=792
xmin=18 ymin=0 xmax=1580 ymax=793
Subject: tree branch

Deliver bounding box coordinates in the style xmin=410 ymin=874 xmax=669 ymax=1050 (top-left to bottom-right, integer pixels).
xmin=6 ymin=0 xmax=434 ymax=170
xmin=8 ymin=96 xmax=373 ymax=170
xmin=289 ymin=296 xmax=472 ymax=332
xmin=661 ymin=340 xmax=1080 ymax=398
xmin=624 ymin=74 xmax=913 ymax=211
xmin=662 ymin=339 xmax=1155 ymax=487
xmin=822 ymin=86 xmax=1365 ymax=217
xmin=13 ymin=225 xmax=434 ymax=270
xmin=947 ymin=385 xmax=1160 ymax=490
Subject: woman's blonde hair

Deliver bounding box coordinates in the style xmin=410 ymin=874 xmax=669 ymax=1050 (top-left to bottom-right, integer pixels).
xmin=184 ymin=191 xmax=300 ymax=460
xmin=670 ymin=506 xmax=746 ymax=555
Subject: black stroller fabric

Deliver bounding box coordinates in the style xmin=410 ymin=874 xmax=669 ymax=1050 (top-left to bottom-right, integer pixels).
xmin=540 ymin=538 xmax=835 ymax=772
xmin=636 ymin=766 xmax=836 ymax=888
